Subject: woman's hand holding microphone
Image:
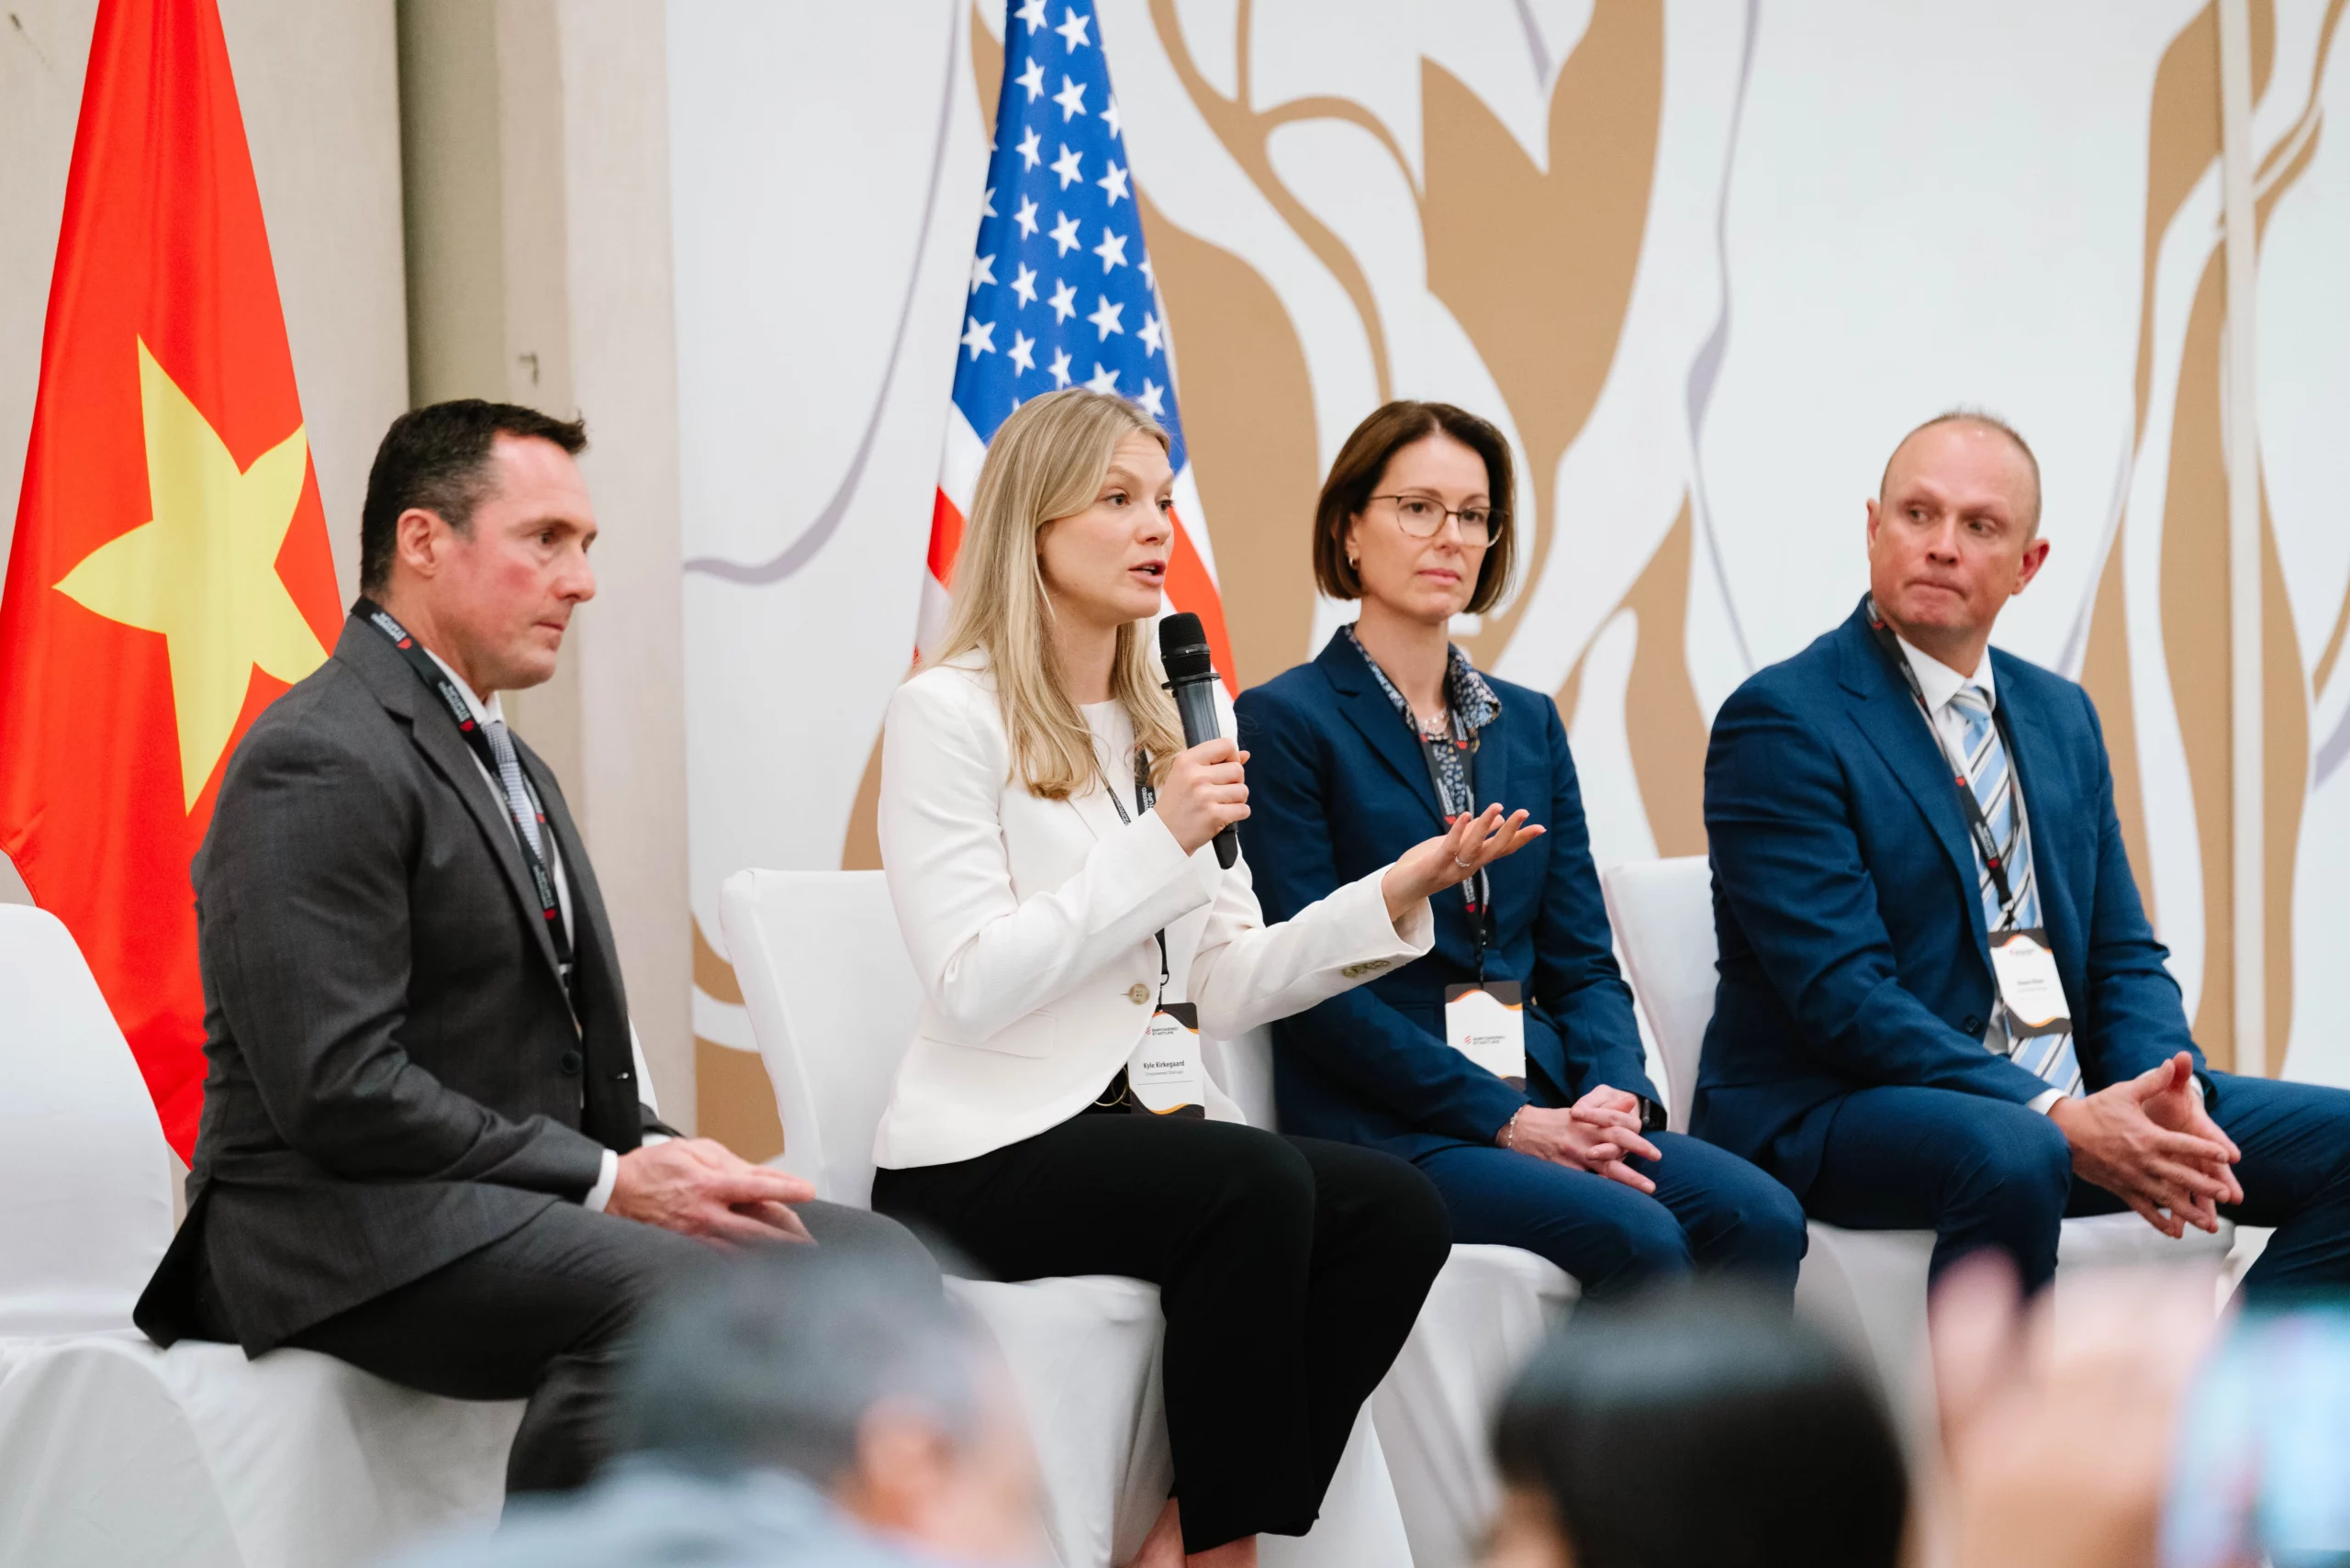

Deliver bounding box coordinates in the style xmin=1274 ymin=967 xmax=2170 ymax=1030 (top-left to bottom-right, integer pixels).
xmin=1155 ymin=737 xmax=1252 ymax=855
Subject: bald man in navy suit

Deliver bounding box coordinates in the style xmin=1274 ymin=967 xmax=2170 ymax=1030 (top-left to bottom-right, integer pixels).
xmin=1696 ymin=410 xmax=2350 ymax=1296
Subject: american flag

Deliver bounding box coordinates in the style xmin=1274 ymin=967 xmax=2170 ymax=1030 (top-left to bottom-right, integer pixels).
xmin=922 ymin=0 xmax=1235 ymax=687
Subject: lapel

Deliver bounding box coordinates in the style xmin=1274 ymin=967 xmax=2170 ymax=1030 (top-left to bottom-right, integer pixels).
xmin=1066 ymin=778 xmax=1129 ymax=845
xmin=1063 ymin=710 xmax=1143 ymax=846
xmin=518 ymin=735 xmax=644 ymax=1146
xmin=1470 ymin=684 xmax=1521 ymax=909
xmin=338 ymin=617 xmax=570 ymax=991
xmin=521 ymin=744 xmax=610 ymax=981
xmin=1987 ymin=651 xmax=2080 ymax=959
xmin=1317 ymin=632 xmax=1449 ymax=832
xmin=1833 ymin=605 xmax=1989 ymax=959
xmin=1469 ymin=683 xmax=1514 ymax=820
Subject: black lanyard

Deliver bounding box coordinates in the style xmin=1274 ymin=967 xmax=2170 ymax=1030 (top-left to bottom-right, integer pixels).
xmin=355 ymin=599 xmax=577 ymax=989
xmin=1098 ymin=743 xmax=1171 ymax=1000
xmin=1864 ymin=602 xmax=2028 ymax=924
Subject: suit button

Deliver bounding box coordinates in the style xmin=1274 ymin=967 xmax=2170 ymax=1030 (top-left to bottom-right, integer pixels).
xmin=1961 ymin=1016 xmax=1982 ymax=1035
xmin=558 ymin=1049 xmax=584 ymax=1077
xmin=1127 ymin=983 xmax=1151 ymax=1005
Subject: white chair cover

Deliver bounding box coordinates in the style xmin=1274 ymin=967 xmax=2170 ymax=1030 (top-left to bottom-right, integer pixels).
xmin=1371 ymin=1244 xmax=1575 ymax=1568
xmin=1213 ymin=1025 xmax=1573 ymax=1568
xmin=1595 ymin=857 xmax=1716 ymax=1137
xmin=1600 ymin=856 xmax=2232 ymax=1444
xmin=721 ymin=869 xmax=1413 ymax=1568
xmin=0 ymin=904 xmax=174 ymax=1336
xmin=0 ymin=904 xmax=522 ymax=1568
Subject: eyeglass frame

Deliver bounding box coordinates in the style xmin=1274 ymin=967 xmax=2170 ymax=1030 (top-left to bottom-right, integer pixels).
xmin=1366 ymin=492 xmax=1506 ymax=544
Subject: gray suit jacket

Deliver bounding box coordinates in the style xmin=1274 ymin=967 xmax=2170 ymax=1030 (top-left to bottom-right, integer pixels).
xmin=136 ymin=614 xmax=660 ymax=1350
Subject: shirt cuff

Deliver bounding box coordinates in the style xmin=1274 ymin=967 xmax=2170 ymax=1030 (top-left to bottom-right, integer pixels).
xmin=1389 ymin=888 xmax=1434 ymax=951
xmin=584 ymin=1147 xmax=621 ymax=1212
xmin=2028 ymin=1087 xmax=2065 ymax=1116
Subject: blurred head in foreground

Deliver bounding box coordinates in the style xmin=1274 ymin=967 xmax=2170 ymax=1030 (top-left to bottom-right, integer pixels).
xmin=1486 ymin=1287 xmax=1906 ymax=1568
xmin=388 ymin=1239 xmax=1039 ymax=1568
xmin=612 ymin=1240 xmax=1039 ymax=1562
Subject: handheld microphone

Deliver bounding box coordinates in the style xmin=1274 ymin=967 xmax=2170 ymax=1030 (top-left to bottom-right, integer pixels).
xmin=1158 ymin=612 xmax=1239 ymax=869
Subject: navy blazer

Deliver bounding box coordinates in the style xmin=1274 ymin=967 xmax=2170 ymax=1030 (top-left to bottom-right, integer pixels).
xmin=1696 ymin=599 xmax=2205 ymax=1197
xmin=1237 ymin=632 xmax=1658 ymax=1163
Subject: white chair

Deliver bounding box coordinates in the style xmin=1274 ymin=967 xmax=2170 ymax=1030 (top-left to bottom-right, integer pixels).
xmin=1213 ymin=1027 xmax=1577 ymax=1568
xmin=721 ymin=870 xmax=1412 ymax=1568
xmin=1599 ymin=856 xmax=2232 ymax=1439
xmin=0 ymin=902 xmax=521 ymax=1568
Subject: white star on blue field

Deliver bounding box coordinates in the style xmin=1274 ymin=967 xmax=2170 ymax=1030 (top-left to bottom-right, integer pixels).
xmin=952 ymin=0 xmax=1189 ymax=468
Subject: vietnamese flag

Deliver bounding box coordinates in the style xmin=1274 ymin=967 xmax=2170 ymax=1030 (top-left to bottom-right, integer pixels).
xmin=0 ymin=0 xmax=343 ymax=1159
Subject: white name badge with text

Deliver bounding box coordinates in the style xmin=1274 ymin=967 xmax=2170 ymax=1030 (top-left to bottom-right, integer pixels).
xmin=1446 ymin=981 xmax=1526 ymax=1085
xmin=1129 ymin=1002 xmax=1206 ymax=1116
xmin=1988 ymin=929 xmax=2071 ymax=1037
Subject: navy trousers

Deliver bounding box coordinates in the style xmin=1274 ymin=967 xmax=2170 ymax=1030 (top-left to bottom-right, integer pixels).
xmin=1801 ymin=1071 xmax=2350 ymax=1296
xmin=1416 ymin=1130 xmax=1807 ymax=1302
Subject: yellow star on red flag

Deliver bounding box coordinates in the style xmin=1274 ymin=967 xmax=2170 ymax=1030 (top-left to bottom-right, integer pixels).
xmin=53 ymin=339 xmax=328 ymax=808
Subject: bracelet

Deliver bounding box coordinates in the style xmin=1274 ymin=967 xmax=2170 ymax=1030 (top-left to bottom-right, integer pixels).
xmin=1498 ymin=1106 xmax=1524 ymax=1150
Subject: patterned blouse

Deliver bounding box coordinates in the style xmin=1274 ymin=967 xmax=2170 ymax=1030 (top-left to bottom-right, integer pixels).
xmin=1344 ymin=623 xmax=1502 ymax=917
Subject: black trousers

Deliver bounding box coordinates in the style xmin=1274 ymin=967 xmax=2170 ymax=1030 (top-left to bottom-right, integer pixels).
xmin=196 ymin=1197 xmax=931 ymax=1495
xmin=873 ymin=1110 xmax=1452 ymax=1554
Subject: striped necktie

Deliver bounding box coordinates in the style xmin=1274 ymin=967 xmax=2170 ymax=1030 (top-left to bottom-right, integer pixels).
xmin=483 ymin=714 xmax=548 ymax=863
xmin=1950 ymin=685 xmax=2083 ymax=1097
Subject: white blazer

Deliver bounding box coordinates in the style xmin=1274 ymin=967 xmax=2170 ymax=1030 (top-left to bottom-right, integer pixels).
xmin=871 ymin=654 xmax=1434 ymax=1170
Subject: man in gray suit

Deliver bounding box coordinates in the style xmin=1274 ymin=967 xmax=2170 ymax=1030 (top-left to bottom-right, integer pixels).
xmin=135 ymin=400 xmax=931 ymax=1495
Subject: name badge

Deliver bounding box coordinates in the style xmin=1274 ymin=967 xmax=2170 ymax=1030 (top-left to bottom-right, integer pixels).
xmin=1445 ymin=981 xmax=1526 ymax=1086
xmin=1988 ymin=928 xmax=2071 ymax=1037
xmin=1129 ymin=1002 xmax=1207 ymax=1117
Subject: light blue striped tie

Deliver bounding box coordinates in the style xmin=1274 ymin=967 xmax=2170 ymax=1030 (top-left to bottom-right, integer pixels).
xmin=1951 ymin=686 xmax=2084 ymax=1097
xmin=483 ymin=716 xmax=547 ymax=862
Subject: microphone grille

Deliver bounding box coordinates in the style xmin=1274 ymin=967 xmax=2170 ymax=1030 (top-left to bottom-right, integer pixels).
xmin=1158 ymin=611 xmax=1215 ymax=682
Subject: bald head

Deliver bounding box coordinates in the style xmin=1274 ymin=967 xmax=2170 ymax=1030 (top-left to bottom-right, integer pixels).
xmin=1878 ymin=411 xmax=2042 ymax=538
xmin=1864 ymin=409 xmax=2052 ymax=676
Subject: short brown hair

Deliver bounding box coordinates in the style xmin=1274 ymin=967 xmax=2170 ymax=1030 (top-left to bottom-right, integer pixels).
xmin=1313 ymin=401 xmax=1517 ymax=613
xmin=360 ymin=399 xmax=589 ymax=593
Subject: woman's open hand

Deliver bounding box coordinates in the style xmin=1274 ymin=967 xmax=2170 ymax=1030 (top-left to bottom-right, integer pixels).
xmin=1381 ymin=803 xmax=1544 ymax=922
xmin=1153 ymin=737 xmax=1250 ymax=857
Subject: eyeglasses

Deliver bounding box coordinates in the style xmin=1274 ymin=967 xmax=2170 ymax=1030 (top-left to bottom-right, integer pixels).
xmin=1371 ymin=493 xmax=1503 ymax=545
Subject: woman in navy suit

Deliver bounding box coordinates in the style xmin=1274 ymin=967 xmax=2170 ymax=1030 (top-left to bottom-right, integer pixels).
xmin=1236 ymin=401 xmax=1806 ymax=1299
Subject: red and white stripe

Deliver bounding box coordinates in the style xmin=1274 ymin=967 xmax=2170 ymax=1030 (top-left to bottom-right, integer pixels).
xmin=919 ymin=405 xmax=1237 ymax=693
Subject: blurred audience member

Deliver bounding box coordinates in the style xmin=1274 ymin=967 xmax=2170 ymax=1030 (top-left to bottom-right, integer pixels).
xmin=1932 ymin=1252 xmax=2219 ymax=1568
xmin=385 ymin=1238 xmax=1042 ymax=1568
xmin=1485 ymin=1287 xmax=1906 ymax=1568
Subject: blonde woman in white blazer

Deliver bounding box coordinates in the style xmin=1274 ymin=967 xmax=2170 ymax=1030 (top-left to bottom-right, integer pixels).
xmin=870 ymin=391 xmax=1543 ymax=1568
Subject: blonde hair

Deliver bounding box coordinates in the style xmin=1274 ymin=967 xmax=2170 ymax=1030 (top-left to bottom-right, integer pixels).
xmin=927 ymin=389 xmax=1186 ymax=801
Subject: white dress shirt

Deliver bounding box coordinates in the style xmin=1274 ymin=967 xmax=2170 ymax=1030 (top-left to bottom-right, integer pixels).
xmin=1890 ymin=632 xmax=1998 ymax=779
xmin=424 ymin=650 xmax=658 ymax=1209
